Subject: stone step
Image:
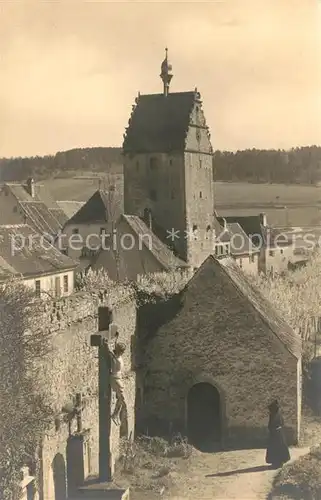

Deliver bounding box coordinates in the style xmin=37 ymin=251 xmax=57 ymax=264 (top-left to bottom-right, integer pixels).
xmin=72 ymin=485 xmax=130 ymax=499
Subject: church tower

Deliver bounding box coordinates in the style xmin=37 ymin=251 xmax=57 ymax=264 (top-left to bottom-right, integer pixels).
xmin=123 ymin=49 xmax=216 ymax=268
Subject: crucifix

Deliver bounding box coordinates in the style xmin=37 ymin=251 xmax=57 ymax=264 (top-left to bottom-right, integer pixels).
xmin=90 ymin=306 xmax=116 ymax=482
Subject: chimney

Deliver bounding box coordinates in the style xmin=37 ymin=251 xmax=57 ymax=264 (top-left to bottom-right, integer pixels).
xmin=259 ymin=212 xmax=267 ymax=227
xmin=26 ymin=177 xmax=35 ymax=198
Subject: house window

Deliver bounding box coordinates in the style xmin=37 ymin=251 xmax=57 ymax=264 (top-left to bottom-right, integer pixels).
xmin=55 ymin=276 xmax=61 ymax=298
xmin=63 ymin=275 xmax=68 ymax=293
xmin=215 ymin=244 xmax=223 ymax=256
xmin=150 ymin=189 xmax=157 ymax=201
xmin=35 ymin=280 xmax=41 ymax=298
xmin=225 ymin=244 xmax=229 ymax=254
xmin=269 ymin=250 xmax=274 ymax=257
xmin=72 ymin=228 xmax=79 ymax=235
xmin=199 ymin=191 xmax=202 ymax=198
xmin=280 ymin=249 xmax=284 ymax=254
xmin=149 ymin=157 xmax=158 ymax=170
xmin=239 ymin=258 xmax=243 ymax=268
xmin=100 ymin=228 xmax=106 ymax=236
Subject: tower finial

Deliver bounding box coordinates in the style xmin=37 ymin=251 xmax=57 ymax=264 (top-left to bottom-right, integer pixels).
xmin=160 ymin=47 xmax=173 ymax=97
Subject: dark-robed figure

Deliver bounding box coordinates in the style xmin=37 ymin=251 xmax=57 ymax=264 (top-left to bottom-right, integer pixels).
xmin=265 ymin=399 xmax=290 ymax=469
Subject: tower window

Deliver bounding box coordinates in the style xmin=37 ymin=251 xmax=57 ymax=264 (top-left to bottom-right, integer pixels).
xmin=171 ymin=190 xmax=175 ymax=199
xmin=150 ymin=189 xmax=157 ymax=201
xmin=199 ymin=191 xmax=202 ymax=198
xmin=150 ymin=157 xmax=158 ymax=170
xmin=192 ymin=224 xmax=198 ymax=240
xmin=192 ymin=224 xmax=198 ymax=231
xmin=169 ymin=159 xmax=173 ymax=166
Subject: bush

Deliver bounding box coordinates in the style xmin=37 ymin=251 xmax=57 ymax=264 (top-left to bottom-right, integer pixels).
xmin=269 ymin=446 xmax=321 ymax=499
xmin=250 ymin=251 xmax=321 ymax=368
xmin=0 ymin=279 xmax=53 ymax=499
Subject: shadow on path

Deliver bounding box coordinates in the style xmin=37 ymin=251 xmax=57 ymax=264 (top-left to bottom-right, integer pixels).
xmin=206 ymin=465 xmax=272 ymax=477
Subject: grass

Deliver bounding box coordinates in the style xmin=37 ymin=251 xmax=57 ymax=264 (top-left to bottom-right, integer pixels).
xmin=269 ymin=445 xmax=321 ymax=500
xmin=43 ymin=177 xmax=321 ymax=226
xmin=114 ymin=434 xmax=193 ymax=499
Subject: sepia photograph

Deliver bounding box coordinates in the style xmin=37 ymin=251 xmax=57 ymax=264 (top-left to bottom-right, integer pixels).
xmin=0 ymin=0 xmax=321 ymax=499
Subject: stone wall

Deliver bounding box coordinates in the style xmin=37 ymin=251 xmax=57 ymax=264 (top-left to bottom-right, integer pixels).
xmin=138 ymin=259 xmax=301 ymax=448
xmin=36 ymin=289 xmax=136 ymax=500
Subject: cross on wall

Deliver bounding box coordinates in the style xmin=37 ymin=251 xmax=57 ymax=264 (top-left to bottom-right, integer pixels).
xmin=90 ymin=307 xmax=117 ymax=482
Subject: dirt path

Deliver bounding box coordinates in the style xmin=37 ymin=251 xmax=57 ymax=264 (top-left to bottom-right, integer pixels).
xmin=164 ymin=446 xmax=310 ymax=499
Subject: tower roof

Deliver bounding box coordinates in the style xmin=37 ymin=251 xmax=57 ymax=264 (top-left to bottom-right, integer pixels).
xmin=123 ymin=91 xmax=198 ymax=153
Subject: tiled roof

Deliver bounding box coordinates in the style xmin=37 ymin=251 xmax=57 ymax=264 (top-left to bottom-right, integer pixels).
xmin=122 ymin=215 xmax=188 ymax=270
xmin=227 ymin=222 xmax=260 ymax=255
xmin=66 ymin=190 xmax=121 ymax=225
xmin=0 ymin=224 xmax=78 ymax=278
xmin=19 ymin=201 xmax=63 ymax=236
xmin=123 ymin=91 xmax=196 ymax=153
xmin=219 ymin=215 xmax=263 ymax=241
xmin=0 ymin=255 xmax=17 ymax=281
xmin=57 ymin=201 xmax=85 ymax=219
xmin=5 ymin=182 xmax=67 ymax=235
xmin=210 ymin=256 xmax=301 ymax=358
xmin=219 ymin=215 xmax=292 ymax=249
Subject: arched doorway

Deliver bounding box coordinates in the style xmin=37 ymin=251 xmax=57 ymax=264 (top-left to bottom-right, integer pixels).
xmin=187 ymin=382 xmax=221 ymax=452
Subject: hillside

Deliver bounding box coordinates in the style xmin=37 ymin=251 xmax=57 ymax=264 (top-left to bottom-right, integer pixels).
xmin=0 ymin=147 xmax=123 ymax=181
xmin=1 ymin=145 xmax=321 ymax=185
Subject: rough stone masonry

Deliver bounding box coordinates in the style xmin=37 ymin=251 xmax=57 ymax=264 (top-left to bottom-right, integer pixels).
xmin=34 ymin=288 xmax=136 ymax=500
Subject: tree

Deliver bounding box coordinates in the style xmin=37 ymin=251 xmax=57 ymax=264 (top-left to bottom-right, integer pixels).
xmin=0 ymin=279 xmax=53 ymax=499
xmin=249 ymin=251 xmax=321 ymax=366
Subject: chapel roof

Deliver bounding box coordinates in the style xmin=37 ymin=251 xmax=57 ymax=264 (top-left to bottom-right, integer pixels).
xmin=187 ymin=255 xmax=301 ymax=359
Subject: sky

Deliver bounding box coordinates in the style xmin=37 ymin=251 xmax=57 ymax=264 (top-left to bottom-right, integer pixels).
xmin=0 ymin=0 xmax=320 ymax=157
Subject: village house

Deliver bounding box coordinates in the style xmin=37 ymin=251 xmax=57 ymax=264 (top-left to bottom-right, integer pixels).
xmin=217 ymin=217 xmax=260 ymax=275
xmin=90 ymin=214 xmax=189 ymax=281
xmin=138 ymin=255 xmax=302 ymax=449
xmin=219 ymin=212 xmax=296 ymax=275
xmin=0 ymin=224 xmax=77 ymax=297
xmin=0 ymin=178 xmax=68 ymax=238
xmin=59 ymin=188 xmax=123 ymax=265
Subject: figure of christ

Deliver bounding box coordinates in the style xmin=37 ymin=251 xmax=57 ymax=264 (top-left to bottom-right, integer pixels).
xmin=103 ymin=331 xmax=127 ymax=426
